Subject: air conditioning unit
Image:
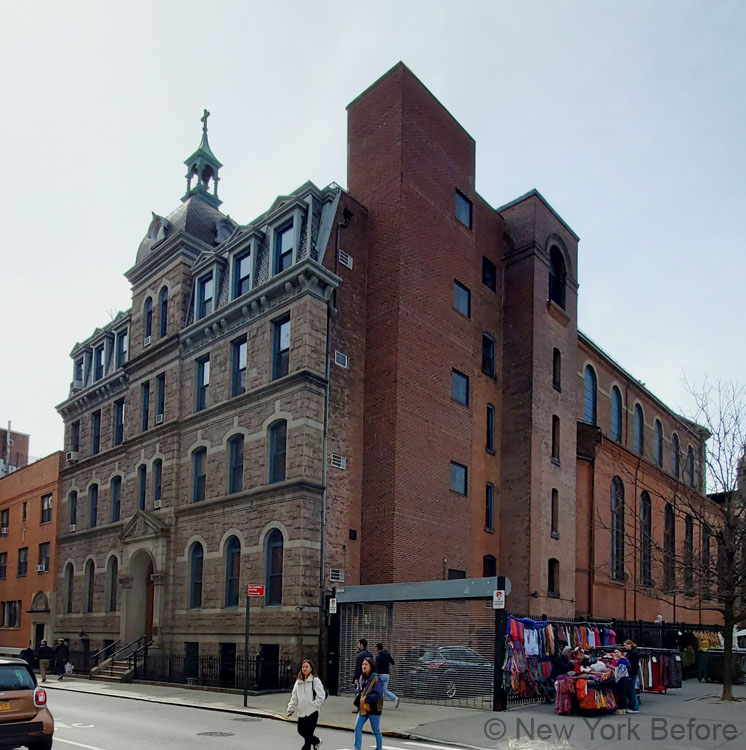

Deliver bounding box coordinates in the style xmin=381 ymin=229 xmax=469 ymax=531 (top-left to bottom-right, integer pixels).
xmin=338 ymin=249 xmax=353 ymax=269
xmin=155 ymin=414 xmax=164 ymax=425
xmin=329 ymin=568 xmax=345 ymax=583
xmin=334 ymin=351 xmax=349 ymax=369
xmin=153 ymin=498 xmax=161 ymax=510
xmin=35 ymin=565 xmax=47 ymax=573
xmin=65 ymin=451 xmax=79 ymax=463
xmin=144 ymin=336 xmax=152 ymax=346
xmin=69 ymin=524 xmax=76 ymax=532
xmin=0 ymin=527 xmax=8 ymax=536
xmin=330 ymin=454 xmax=347 ymax=470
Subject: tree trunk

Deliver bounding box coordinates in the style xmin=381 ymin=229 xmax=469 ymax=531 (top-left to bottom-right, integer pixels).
xmin=722 ymin=603 xmax=734 ymax=701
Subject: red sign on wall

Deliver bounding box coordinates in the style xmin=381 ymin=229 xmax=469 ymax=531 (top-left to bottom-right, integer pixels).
xmin=247 ymin=584 xmax=265 ymax=597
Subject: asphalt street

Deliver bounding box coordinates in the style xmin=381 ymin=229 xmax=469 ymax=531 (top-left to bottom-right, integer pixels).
xmin=44 ymin=690 xmax=471 ymax=750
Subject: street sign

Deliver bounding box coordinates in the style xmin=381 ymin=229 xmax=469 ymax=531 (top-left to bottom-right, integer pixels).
xmin=492 ymin=589 xmax=505 ymax=609
xmin=329 ymin=597 xmax=337 ymax=614
xmin=247 ymin=584 xmax=265 ymax=597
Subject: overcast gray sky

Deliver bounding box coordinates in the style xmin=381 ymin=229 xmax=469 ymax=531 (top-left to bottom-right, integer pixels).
xmin=1 ymin=0 xmax=744 ymax=459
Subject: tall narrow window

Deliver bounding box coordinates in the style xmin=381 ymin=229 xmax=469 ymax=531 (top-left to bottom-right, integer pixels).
xmin=114 ymin=398 xmax=125 ymax=445
xmin=0 ymin=552 xmax=6 ymax=580
xmin=654 ymin=419 xmax=663 ymax=467
xmin=156 ymin=373 xmax=165 ymax=420
xmin=110 ymin=477 xmax=121 ymax=522
xmin=485 ymin=483 xmax=494 ymax=531
xmin=274 ymin=222 xmax=294 ymax=273
xmin=69 ymin=491 xmax=77 ymax=526
xmin=17 ymin=547 xmax=28 ymax=577
xmin=233 ymin=250 xmax=252 ymax=298
xmin=551 ymin=489 xmax=559 ymax=537
xmin=71 ymin=420 xmax=80 ymax=452
xmin=225 ymin=536 xmax=241 ymax=607
xmin=633 ymin=404 xmax=644 ymax=455
xmin=684 ymin=515 xmax=694 ymax=594
xmin=107 ymin=556 xmax=118 ymax=612
xmin=482 ymin=555 xmax=497 ymax=577
xmin=610 ymin=386 xmax=623 ymax=441
xmin=686 ymin=446 xmax=695 ymax=486
xmin=141 ymin=381 xmax=150 ymax=431
xmin=610 ymin=477 xmax=625 ymax=581
xmin=196 ymin=356 xmax=210 ymax=411
xmin=552 ymin=348 xmax=561 ymax=391
xmin=548 ymin=558 xmax=560 ymax=596
xmin=41 ymin=494 xmax=53 ymax=524
xmin=115 ymin=328 xmax=128 ymax=367
xmin=482 ymin=257 xmax=497 ymax=291
xmin=144 ymin=297 xmax=153 ymax=340
xmin=265 ymin=530 xmax=284 ymax=606
xmin=192 ymin=448 xmax=207 ymax=502
xmin=85 ymin=559 xmax=95 ymax=613
xmin=232 ymin=338 xmax=248 ymax=396
xmin=269 ymin=421 xmax=287 ymax=484
xmin=482 ymin=334 xmax=496 ymax=378
xmin=89 ymin=484 xmax=98 ymax=528
xmin=583 ymin=366 xmax=597 ymax=425
xmin=664 ymin=503 xmax=676 ymax=591
xmin=453 ymin=281 xmax=470 ymax=317
xmin=701 ymin=526 xmax=712 ymax=597
xmin=551 ymin=416 xmax=560 ymax=462
xmin=92 ymin=410 xmax=101 ymax=455
xmin=228 ymin=435 xmax=244 ymax=494
xmin=451 ymin=370 xmax=469 ymax=406
xmin=450 ymin=461 xmax=467 ymax=495
xmin=159 ymin=286 xmax=168 ymax=337
xmin=548 ymin=247 xmax=566 ymax=309
xmin=272 ymin=317 xmax=290 ymax=380
xmin=65 ymin=563 xmax=74 ymax=614
xmin=38 ymin=542 xmax=50 ymax=571
xmin=671 ymin=433 xmax=681 ymax=478
xmin=455 ymin=190 xmax=472 ymax=229
xmin=486 ymin=404 xmax=495 ymax=453
xmin=640 ymin=492 xmax=652 ymax=586
xmin=94 ymin=345 xmax=104 ymax=381
xmin=197 ymin=274 xmax=214 ymax=319
xmin=153 ymin=459 xmax=162 ymax=507
xmin=189 ymin=543 xmax=204 ymax=609
xmin=137 ymin=465 xmax=146 ymax=511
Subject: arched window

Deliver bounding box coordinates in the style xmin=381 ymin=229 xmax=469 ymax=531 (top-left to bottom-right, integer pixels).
xmin=610 ymin=477 xmax=625 ymax=581
xmin=548 ymin=558 xmax=560 ymax=596
xmin=107 ymin=557 xmax=118 ymax=612
xmin=89 ymin=484 xmax=98 ymax=528
xmin=225 ymin=536 xmax=241 ymax=607
xmin=551 ymin=415 xmax=560 ymax=461
xmin=144 ymin=297 xmax=153 ymax=340
xmin=159 ymin=286 xmax=168 ymax=338
xmin=664 ymin=503 xmax=676 ymax=591
xmin=189 ymin=543 xmax=204 ymax=609
xmin=633 ymin=404 xmax=644 ymax=455
xmin=583 ymin=365 xmax=597 ymax=425
xmin=654 ymin=419 xmax=663 ymax=467
xmin=138 ymin=465 xmax=147 ymax=511
xmin=64 ymin=562 xmax=74 ymax=614
xmin=671 ymin=433 xmax=680 ymax=478
xmin=640 ymin=492 xmax=652 ymax=586
xmin=228 ymin=435 xmax=244 ymax=494
xmin=610 ymin=386 xmax=623 ymax=441
xmin=69 ymin=490 xmax=78 ymax=527
xmin=686 ymin=446 xmax=695 ymax=486
xmin=268 ymin=421 xmax=287 ymax=484
xmin=193 ymin=448 xmax=207 ymax=502
xmin=482 ymin=555 xmax=496 ymax=577
xmin=548 ymin=247 xmax=566 ymax=309
xmin=265 ymin=529 xmax=284 ymax=606
xmin=684 ymin=515 xmax=694 ymax=594
xmin=552 ymin=348 xmax=561 ymax=390
xmin=551 ymin=488 xmax=559 ymax=536
xmin=110 ymin=476 xmax=121 ymax=522
xmin=153 ymin=459 xmax=162 ymax=507
xmin=485 ymin=483 xmax=494 ymax=531
xmin=85 ymin=559 xmax=95 ymax=613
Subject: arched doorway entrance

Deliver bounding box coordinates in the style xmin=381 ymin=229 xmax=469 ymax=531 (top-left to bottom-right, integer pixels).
xmin=125 ymin=550 xmax=155 ymax=643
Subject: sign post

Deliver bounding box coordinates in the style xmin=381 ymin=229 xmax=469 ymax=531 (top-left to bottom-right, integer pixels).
xmin=493 ymin=576 xmax=508 ymax=712
xmin=244 ymin=585 xmax=265 ymax=707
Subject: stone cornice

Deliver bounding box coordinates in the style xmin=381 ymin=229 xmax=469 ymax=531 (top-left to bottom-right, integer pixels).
xmin=56 ymin=371 xmax=129 ymax=419
xmin=125 ymin=232 xmax=211 ymax=286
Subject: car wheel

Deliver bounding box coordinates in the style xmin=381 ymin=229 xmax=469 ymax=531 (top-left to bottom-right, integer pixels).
xmin=28 ymin=738 xmax=53 ymax=750
xmin=444 ymin=674 xmax=457 ymax=699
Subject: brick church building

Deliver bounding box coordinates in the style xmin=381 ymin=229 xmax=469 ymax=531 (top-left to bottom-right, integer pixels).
xmin=53 ymin=63 xmax=715 ymax=668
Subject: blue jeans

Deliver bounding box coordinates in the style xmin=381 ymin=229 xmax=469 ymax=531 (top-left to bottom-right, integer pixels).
xmin=354 ymin=713 xmax=382 ymax=750
xmin=626 ymin=675 xmax=640 ymax=710
xmin=380 ymin=673 xmax=397 ymax=701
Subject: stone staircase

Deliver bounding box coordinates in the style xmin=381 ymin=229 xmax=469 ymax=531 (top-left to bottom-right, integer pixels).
xmin=94 ymin=658 xmax=133 ymax=682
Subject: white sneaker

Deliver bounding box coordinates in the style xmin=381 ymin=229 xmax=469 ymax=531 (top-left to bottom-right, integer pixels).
xmin=394 ymin=697 xmax=400 ymax=708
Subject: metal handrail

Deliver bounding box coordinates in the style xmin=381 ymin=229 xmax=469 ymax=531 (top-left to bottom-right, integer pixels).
xmin=89 ymin=640 xmax=120 ymax=667
xmin=107 ymin=636 xmax=147 ymax=677
xmin=129 ymin=638 xmax=152 ymax=679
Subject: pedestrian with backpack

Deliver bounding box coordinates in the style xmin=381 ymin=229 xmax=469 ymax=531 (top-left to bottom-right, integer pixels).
xmin=353 ymin=657 xmax=384 ymax=750
xmin=287 ymin=659 xmax=325 ymax=750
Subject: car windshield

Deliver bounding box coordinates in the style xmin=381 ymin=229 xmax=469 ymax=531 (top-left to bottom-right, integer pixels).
xmin=441 ymin=647 xmax=482 ymax=661
xmin=0 ymin=665 xmax=34 ymax=691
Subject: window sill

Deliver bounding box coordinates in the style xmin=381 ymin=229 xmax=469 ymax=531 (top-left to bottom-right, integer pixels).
xmin=553 ymin=384 xmax=561 ymax=393
xmin=547 ymin=592 xmax=560 ymax=599
xmin=450 ymin=490 xmax=468 ymax=497
xmin=485 ymin=527 xmax=494 ymax=534
xmin=550 ymin=531 xmax=560 ymax=540
xmin=454 ymin=308 xmax=471 ymax=320
xmin=451 ymin=398 xmax=469 ymax=408
xmin=551 ymin=457 xmax=561 ymax=466
xmin=546 ymin=300 xmax=570 ymax=326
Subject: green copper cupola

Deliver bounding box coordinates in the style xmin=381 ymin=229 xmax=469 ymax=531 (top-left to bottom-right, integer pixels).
xmin=182 ymin=109 xmax=223 ymax=208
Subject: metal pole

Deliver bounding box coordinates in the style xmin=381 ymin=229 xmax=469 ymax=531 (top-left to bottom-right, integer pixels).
xmin=493 ymin=608 xmax=508 ymax=711
xmin=243 ymin=595 xmax=250 ymax=707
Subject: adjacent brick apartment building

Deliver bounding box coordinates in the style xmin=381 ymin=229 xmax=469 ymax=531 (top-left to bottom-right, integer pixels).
xmin=0 ymin=425 xmax=30 ymax=478
xmin=53 ymin=63 xmax=713 ymax=667
xmin=0 ymin=452 xmax=62 ymax=650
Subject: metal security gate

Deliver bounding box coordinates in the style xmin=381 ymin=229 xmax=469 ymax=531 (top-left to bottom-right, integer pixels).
xmin=335 ymin=578 xmax=500 ymax=710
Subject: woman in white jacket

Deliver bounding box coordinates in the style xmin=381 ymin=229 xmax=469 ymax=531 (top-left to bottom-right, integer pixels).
xmin=287 ymin=659 xmax=325 ymax=750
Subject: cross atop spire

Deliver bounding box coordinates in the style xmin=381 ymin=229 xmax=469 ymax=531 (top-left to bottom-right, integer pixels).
xmin=201 ymin=109 xmax=210 ymax=135
xmin=182 ymin=109 xmax=223 ymax=208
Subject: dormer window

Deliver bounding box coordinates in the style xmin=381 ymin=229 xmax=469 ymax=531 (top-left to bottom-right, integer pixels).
xmin=74 ymin=358 xmax=84 ymax=384
xmin=197 ymin=274 xmax=214 ymax=319
xmin=115 ymin=328 xmax=129 ymax=368
xmin=93 ymin=345 xmax=105 ymax=381
xmin=233 ymin=250 xmax=252 ymax=299
xmin=274 ymin=222 xmax=294 ymax=274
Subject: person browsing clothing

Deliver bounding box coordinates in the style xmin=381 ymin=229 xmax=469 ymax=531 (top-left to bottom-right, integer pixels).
xmin=354 ymin=658 xmax=384 ymax=750
xmin=287 ymin=659 xmax=325 ymax=750
xmin=613 ymin=648 xmax=632 ymax=714
xmin=375 ymin=642 xmax=400 ymax=708
xmin=549 ymin=645 xmax=574 ymax=683
xmin=623 ymin=640 xmax=640 ymax=713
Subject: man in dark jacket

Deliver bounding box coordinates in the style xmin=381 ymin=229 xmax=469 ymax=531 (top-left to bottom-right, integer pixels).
xmin=19 ymin=643 xmax=35 ymax=667
xmin=549 ymin=646 xmax=574 ymax=683
xmin=52 ymin=639 xmax=70 ymax=680
xmin=375 ymin=642 xmax=400 ymax=707
xmin=36 ymin=640 xmax=53 ymax=682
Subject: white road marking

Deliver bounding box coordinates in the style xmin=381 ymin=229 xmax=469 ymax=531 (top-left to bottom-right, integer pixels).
xmin=404 ymin=743 xmax=473 ymax=750
xmin=54 ymin=738 xmax=111 ymax=750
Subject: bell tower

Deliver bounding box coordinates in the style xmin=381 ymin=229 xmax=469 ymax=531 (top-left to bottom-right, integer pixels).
xmin=182 ymin=109 xmax=222 ymax=207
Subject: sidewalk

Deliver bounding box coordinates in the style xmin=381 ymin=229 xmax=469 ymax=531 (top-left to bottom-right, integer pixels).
xmin=44 ymin=676 xmax=746 ymax=749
